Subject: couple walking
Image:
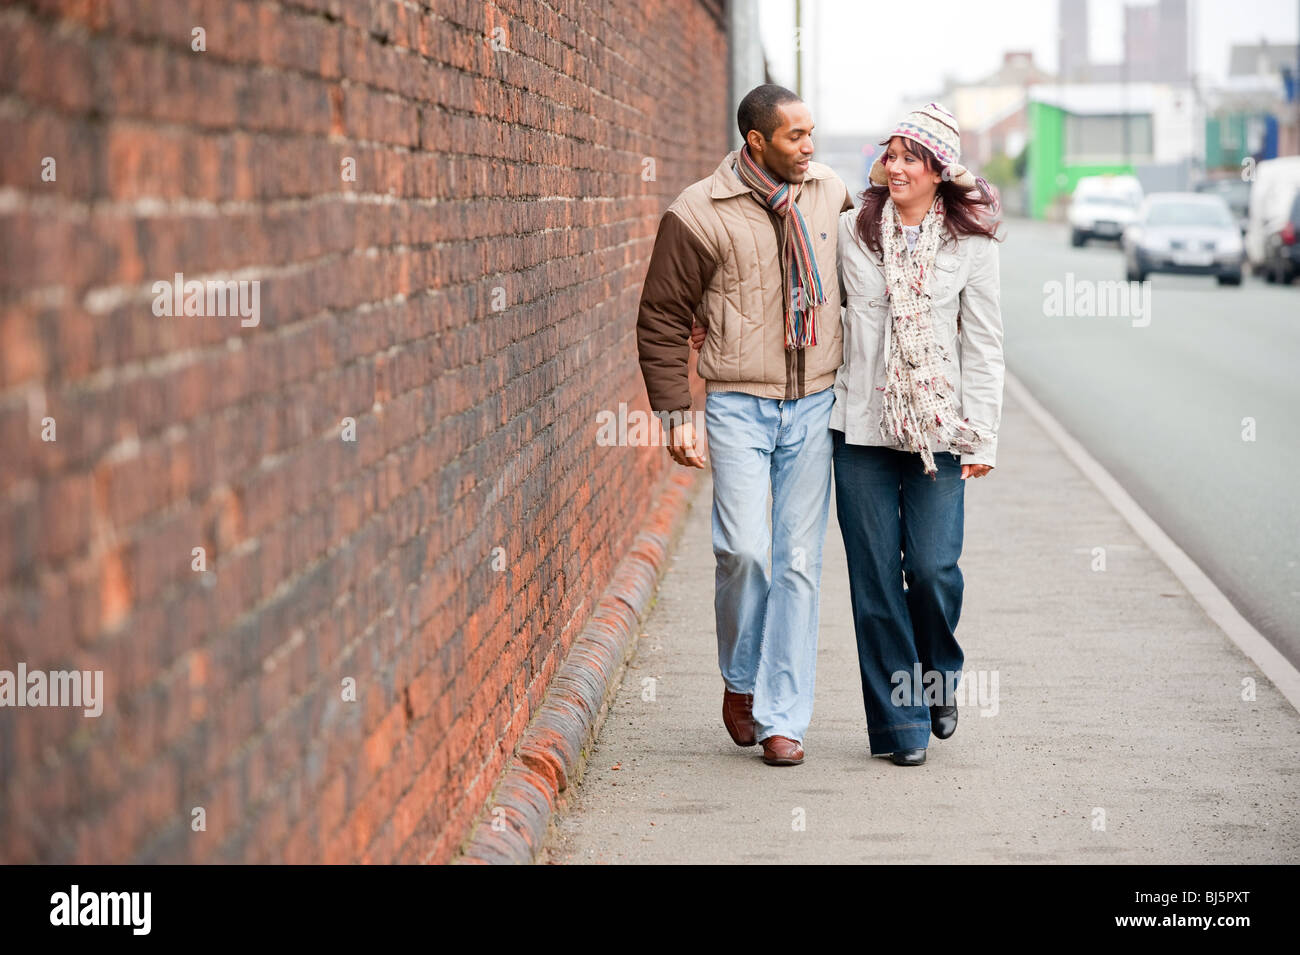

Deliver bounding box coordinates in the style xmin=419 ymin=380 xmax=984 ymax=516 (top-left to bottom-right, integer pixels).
xmin=635 ymin=86 xmax=1004 ymax=767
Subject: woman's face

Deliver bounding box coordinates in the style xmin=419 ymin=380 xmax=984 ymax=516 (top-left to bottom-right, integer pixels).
xmin=883 ymin=137 xmax=942 ymax=206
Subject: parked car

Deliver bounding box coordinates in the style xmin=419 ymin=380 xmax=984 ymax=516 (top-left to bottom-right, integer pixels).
xmin=1194 ymin=176 xmax=1250 ymax=233
xmin=1260 ymin=187 xmax=1300 ymax=285
xmin=1245 ymin=156 xmax=1300 ymax=269
xmin=1122 ymin=193 xmax=1244 ymax=285
xmin=1068 ymin=175 xmax=1144 ymax=246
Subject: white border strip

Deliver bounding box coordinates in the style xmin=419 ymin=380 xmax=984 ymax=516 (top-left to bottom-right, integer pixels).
xmin=1006 ymin=371 xmax=1300 ymax=713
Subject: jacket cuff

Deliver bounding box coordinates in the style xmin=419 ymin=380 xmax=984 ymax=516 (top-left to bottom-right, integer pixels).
xmin=960 ymin=433 xmax=997 ymax=468
xmin=653 ymin=408 xmax=693 ymax=427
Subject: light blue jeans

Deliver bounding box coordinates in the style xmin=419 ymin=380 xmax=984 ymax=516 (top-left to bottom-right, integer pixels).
xmin=705 ymin=387 xmax=835 ymax=744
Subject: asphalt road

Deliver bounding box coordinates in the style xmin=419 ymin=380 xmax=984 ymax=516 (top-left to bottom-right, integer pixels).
xmin=999 ymin=219 xmax=1300 ymax=667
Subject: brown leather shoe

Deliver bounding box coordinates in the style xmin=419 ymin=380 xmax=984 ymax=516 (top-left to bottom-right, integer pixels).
xmin=761 ymin=735 xmax=804 ymax=766
xmin=722 ymin=689 xmax=757 ymax=746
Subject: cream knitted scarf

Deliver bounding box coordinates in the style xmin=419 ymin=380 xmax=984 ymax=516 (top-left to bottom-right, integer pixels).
xmin=879 ymin=194 xmax=982 ymax=475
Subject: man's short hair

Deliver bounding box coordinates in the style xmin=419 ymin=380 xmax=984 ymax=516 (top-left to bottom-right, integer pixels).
xmin=737 ymin=84 xmax=802 ymax=142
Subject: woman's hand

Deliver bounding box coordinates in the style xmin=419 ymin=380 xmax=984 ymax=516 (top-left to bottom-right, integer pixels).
xmin=961 ymin=464 xmax=992 ymax=480
xmin=690 ymin=322 xmax=706 ymax=350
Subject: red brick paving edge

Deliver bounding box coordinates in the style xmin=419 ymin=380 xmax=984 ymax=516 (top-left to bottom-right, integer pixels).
xmin=455 ymin=467 xmax=700 ymax=864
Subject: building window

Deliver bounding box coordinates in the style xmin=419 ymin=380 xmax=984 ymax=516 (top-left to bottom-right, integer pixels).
xmin=1064 ymin=113 xmax=1154 ymax=163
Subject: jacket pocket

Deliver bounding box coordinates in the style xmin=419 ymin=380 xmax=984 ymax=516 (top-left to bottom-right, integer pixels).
xmin=842 ymin=295 xmax=888 ymax=411
xmin=931 ymin=252 xmax=960 ymax=303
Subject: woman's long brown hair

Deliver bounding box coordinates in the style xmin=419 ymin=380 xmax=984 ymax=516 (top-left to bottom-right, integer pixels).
xmin=854 ymin=136 xmax=1001 ymax=258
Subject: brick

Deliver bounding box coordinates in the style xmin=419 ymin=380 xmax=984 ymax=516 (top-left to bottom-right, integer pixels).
xmin=0 ymin=0 xmax=725 ymax=865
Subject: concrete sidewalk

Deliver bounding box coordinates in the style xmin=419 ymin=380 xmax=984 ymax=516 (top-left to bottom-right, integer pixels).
xmin=543 ymin=387 xmax=1300 ymax=864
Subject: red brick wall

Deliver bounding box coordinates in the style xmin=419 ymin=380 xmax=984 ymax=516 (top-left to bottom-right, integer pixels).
xmin=0 ymin=0 xmax=726 ymax=863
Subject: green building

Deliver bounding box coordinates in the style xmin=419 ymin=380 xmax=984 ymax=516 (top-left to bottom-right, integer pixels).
xmin=1024 ymin=84 xmax=1193 ymax=219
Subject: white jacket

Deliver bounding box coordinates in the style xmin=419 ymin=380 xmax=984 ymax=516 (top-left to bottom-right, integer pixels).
xmin=829 ymin=208 xmax=1005 ymax=467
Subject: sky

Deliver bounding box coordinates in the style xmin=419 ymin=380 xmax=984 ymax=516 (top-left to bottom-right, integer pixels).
xmin=759 ymin=0 xmax=1300 ymax=134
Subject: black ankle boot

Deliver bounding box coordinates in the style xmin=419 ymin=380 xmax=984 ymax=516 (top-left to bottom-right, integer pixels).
xmin=930 ymin=704 xmax=958 ymax=740
xmin=889 ymin=748 xmax=927 ymax=766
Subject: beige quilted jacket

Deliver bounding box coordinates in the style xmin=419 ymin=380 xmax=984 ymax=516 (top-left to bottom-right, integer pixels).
xmin=636 ymin=149 xmax=853 ymax=414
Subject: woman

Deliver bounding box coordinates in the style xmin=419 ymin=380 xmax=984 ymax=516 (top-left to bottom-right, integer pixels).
xmin=831 ymin=103 xmax=1003 ymax=766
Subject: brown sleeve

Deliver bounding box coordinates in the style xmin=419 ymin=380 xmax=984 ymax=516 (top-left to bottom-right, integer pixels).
xmin=838 ymin=195 xmax=852 ymax=303
xmin=636 ymin=209 xmax=718 ymax=412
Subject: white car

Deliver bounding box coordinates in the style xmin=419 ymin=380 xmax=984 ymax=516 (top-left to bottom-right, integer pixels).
xmin=1069 ymin=175 xmax=1144 ymax=246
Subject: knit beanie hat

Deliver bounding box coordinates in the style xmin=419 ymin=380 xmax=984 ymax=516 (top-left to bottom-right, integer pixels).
xmin=869 ymin=102 xmax=985 ymax=194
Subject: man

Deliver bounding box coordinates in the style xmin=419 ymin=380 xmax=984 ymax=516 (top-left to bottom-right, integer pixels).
xmin=635 ymin=85 xmax=853 ymax=766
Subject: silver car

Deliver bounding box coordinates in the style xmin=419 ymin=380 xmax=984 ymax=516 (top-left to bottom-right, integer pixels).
xmin=1122 ymin=193 xmax=1244 ymax=286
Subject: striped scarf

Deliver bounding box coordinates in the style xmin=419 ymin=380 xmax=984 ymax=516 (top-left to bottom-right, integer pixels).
xmin=879 ymin=194 xmax=982 ymax=476
xmin=734 ymin=145 xmax=826 ymax=348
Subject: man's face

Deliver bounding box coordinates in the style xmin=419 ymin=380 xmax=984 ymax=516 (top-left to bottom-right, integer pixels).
xmin=749 ymin=101 xmax=815 ymax=183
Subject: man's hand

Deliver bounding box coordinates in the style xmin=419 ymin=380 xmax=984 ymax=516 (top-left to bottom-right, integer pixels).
xmin=689 ymin=322 xmax=706 ymax=350
xmin=961 ymin=464 xmax=992 ymax=480
xmin=667 ymin=420 xmax=707 ymax=468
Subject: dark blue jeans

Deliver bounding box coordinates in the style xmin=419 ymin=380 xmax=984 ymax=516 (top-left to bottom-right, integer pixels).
xmin=831 ymin=432 xmax=965 ymax=754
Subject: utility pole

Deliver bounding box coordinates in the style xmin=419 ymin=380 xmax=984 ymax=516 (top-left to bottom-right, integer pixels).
xmin=1188 ymin=0 xmax=1201 ymax=185
xmin=1121 ymin=18 xmax=1130 ymax=168
xmin=794 ymin=0 xmax=803 ymax=98
xmin=812 ymin=0 xmax=819 ymax=123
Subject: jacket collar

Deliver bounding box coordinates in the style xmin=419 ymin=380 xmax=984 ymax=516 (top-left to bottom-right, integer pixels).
xmin=709 ymin=148 xmax=832 ymax=200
